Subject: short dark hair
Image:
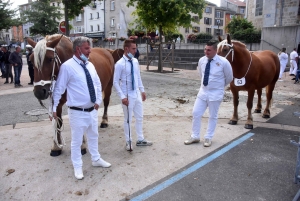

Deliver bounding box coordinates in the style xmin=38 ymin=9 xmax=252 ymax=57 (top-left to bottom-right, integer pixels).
xmin=281 ymin=47 xmax=286 ymax=52
xmin=123 ymin=39 xmax=136 ymax=49
xmin=206 ymin=40 xmax=218 ymax=49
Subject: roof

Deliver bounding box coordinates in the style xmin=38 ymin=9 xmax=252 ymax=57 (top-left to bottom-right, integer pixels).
xmin=226 ymin=0 xmax=246 ymax=7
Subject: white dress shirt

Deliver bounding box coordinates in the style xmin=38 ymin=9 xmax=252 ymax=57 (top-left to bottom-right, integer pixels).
xmin=52 ymin=56 xmax=102 ymax=112
xmin=197 ymin=54 xmax=233 ymax=101
xmin=113 ymin=56 xmax=145 ymax=99
xmin=290 ymin=51 xmax=298 ymax=60
xmin=278 ymin=52 xmax=288 ymax=66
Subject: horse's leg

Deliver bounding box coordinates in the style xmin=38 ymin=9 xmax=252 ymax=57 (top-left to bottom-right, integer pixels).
xmin=81 ymin=135 xmax=87 ymax=155
xmin=245 ymin=89 xmax=255 ymax=129
xmin=229 ymin=86 xmax=239 ymax=125
xmin=100 ymin=82 xmax=112 ymax=128
xmin=254 ymin=88 xmax=262 ymax=113
xmin=262 ymin=83 xmax=275 ymax=118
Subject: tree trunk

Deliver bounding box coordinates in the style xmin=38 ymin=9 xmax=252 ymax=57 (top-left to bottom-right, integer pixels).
xmin=64 ymin=0 xmax=69 ymax=36
xmin=158 ymin=25 xmax=163 ymax=72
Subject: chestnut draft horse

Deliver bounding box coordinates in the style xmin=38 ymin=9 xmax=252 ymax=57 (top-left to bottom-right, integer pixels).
xmin=217 ymin=35 xmax=280 ymax=129
xmin=27 ymin=34 xmax=123 ymax=156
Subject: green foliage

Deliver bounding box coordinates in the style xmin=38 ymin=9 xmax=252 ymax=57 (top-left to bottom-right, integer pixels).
xmin=63 ymin=0 xmax=93 ymax=20
xmin=0 ymin=0 xmax=21 ymax=30
xmin=226 ymin=16 xmax=261 ymax=43
xmin=127 ymin=0 xmax=206 ymax=34
xmin=188 ymin=33 xmax=212 ymax=43
xmin=22 ymin=0 xmax=63 ymax=36
xmin=165 ymin=31 xmax=183 ymax=42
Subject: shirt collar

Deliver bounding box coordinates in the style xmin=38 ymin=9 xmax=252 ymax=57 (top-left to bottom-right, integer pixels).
xmin=73 ymin=55 xmax=89 ymax=65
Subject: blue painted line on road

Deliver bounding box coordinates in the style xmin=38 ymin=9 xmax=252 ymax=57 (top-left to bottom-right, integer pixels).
xmin=130 ymin=132 xmax=255 ymax=201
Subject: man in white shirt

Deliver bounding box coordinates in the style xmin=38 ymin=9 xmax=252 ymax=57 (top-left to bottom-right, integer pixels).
xmin=52 ymin=37 xmax=111 ymax=180
xmin=290 ymin=48 xmax=299 ymax=76
xmin=113 ymin=39 xmax=152 ymax=151
xmin=184 ymin=40 xmax=233 ymax=147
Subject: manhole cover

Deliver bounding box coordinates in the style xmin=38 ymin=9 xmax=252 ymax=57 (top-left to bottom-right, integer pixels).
xmin=25 ymin=109 xmax=48 ymax=116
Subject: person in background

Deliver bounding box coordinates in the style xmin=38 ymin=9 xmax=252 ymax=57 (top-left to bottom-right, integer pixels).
xmin=113 ymin=39 xmax=152 ymax=151
xmin=26 ymin=45 xmax=34 ymax=85
xmin=1 ymin=46 xmax=13 ymax=84
xmin=134 ymin=44 xmax=140 ymax=60
xmin=277 ymin=47 xmax=288 ymax=81
xmin=184 ymin=40 xmax=233 ymax=147
xmin=289 ymin=48 xmax=298 ymax=76
xmin=52 ymin=37 xmax=111 ymax=180
xmin=9 ymin=46 xmax=23 ymax=88
xmin=0 ymin=46 xmax=5 ymax=78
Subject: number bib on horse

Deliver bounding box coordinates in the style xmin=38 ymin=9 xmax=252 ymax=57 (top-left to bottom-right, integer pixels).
xmin=234 ymin=77 xmax=246 ymax=86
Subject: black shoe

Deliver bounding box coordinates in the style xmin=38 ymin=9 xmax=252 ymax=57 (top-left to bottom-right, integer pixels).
xmin=4 ymin=81 xmax=8 ymax=84
xmin=294 ymin=80 xmax=299 ymax=84
xmin=290 ymin=74 xmax=295 ymax=76
xmin=292 ymin=78 xmax=296 ymax=80
xmin=18 ymin=84 xmax=23 ymax=87
xmin=28 ymin=82 xmax=33 ymax=85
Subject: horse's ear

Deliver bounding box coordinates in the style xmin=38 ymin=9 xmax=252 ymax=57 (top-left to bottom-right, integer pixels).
xmin=218 ymin=35 xmax=223 ymax=42
xmin=47 ymin=35 xmax=64 ymax=48
xmin=27 ymin=37 xmax=36 ymax=48
xmin=227 ymin=34 xmax=231 ymax=44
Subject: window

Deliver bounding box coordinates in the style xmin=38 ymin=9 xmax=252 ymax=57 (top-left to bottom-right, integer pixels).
xmin=206 ymin=28 xmax=211 ymax=34
xmin=75 ymin=26 xmax=82 ymax=33
xmin=96 ymin=12 xmax=99 ymax=19
xmin=205 ymin=7 xmax=211 ymax=13
xmin=192 ymin=16 xmax=199 ymax=22
xmin=97 ymin=25 xmax=100 ymax=31
xmin=90 ymin=13 xmax=93 ymax=20
xmin=52 ymin=3 xmax=55 ymax=6
xmin=90 ymin=25 xmax=93 ymax=32
xmin=57 ymin=2 xmax=60 ymax=7
xmin=215 ymin=29 xmax=223 ymax=36
xmin=255 ymin=0 xmax=263 ymax=16
xmin=215 ymin=11 xmax=224 ymax=18
xmin=185 ymin=27 xmax=189 ymax=33
xmin=193 ymin=26 xmax=200 ymax=32
xmin=76 ymin=14 xmax=82 ymax=22
xmin=215 ymin=19 xmax=223 ymax=26
xmin=111 ymin=18 xmax=115 ymax=27
xmin=204 ymin=17 xmax=212 ymax=25
xmin=111 ymin=1 xmax=115 ymax=10
xmin=240 ymin=8 xmax=245 ymax=14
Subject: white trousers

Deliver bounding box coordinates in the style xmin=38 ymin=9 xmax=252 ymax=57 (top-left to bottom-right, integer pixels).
xmin=290 ymin=60 xmax=298 ymax=75
xmin=68 ymin=108 xmax=100 ymax=168
xmin=279 ymin=63 xmax=286 ymax=79
xmin=191 ymin=97 xmax=221 ymax=140
xmin=121 ymin=93 xmax=144 ymax=142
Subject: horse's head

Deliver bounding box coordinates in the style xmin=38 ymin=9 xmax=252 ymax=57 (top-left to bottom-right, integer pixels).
xmin=27 ymin=35 xmax=67 ymax=100
xmin=217 ymin=34 xmax=234 ymax=61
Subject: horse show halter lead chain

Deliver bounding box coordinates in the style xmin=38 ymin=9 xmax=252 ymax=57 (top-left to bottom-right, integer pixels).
xmin=223 ymin=43 xmax=252 ymax=86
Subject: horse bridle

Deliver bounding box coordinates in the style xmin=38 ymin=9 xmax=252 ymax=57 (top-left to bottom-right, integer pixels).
xmin=33 ymin=47 xmax=61 ymax=88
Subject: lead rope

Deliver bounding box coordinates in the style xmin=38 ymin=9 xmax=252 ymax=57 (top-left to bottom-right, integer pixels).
xmin=46 ymin=47 xmax=65 ymax=148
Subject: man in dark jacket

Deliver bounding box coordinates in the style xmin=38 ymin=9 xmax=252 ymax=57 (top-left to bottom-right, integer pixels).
xmin=9 ymin=46 xmax=23 ymax=87
xmin=1 ymin=46 xmax=13 ymax=84
xmin=26 ymin=45 xmax=34 ymax=85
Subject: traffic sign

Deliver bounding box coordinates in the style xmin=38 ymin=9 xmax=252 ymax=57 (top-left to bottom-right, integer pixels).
xmin=59 ymin=21 xmax=66 ymax=33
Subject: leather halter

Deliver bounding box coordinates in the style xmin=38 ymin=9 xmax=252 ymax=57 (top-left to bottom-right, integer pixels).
xmin=33 ymin=47 xmax=61 ymax=87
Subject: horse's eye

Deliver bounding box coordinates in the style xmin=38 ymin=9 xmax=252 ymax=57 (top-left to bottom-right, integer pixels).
xmin=223 ymin=49 xmax=228 ymax=52
xmin=49 ymin=58 xmax=54 ymax=62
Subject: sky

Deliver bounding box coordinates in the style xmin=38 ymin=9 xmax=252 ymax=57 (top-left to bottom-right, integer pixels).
xmin=11 ymin=0 xmax=221 ymax=9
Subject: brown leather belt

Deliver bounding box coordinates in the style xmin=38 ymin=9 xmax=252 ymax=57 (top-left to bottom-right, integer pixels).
xmin=69 ymin=106 xmax=94 ymax=112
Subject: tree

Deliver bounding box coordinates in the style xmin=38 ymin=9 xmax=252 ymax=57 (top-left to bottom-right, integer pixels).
xmin=127 ymin=0 xmax=206 ymax=72
xmin=226 ymin=16 xmax=261 ymax=48
xmin=0 ymin=0 xmax=22 ymax=30
xmin=62 ymin=0 xmax=102 ymax=36
xmin=22 ymin=0 xmax=63 ymax=36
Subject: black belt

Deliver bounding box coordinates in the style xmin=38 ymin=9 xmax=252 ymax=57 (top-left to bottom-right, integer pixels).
xmin=69 ymin=106 xmax=94 ymax=112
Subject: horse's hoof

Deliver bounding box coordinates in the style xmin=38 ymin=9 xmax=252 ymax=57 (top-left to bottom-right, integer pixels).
xmin=100 ymin=123 xmax=108 ymax=128
xmin=81 ymin=148 xmax=87 ymax=155
xmin=228 ymin=120 xmax=237 ymax=125
xmin=254 ymin=109 xmax=261 ymax=113
xmin=262 ymin=114 xmax=270 ymax=118
xmin=244 ymin=124 xmax=253 ymax=129
xmin=50 ymin=150 xmax=62 ymax=157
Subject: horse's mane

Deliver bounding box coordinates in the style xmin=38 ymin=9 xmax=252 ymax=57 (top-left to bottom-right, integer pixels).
xmin=33 ymin=34 xmax=69 ymax=70
xmin=217 ymin=39 xmax=246 ymax=49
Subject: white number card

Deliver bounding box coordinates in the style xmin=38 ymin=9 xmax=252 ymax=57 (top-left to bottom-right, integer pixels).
xmin=234 ymin=77 xmax=246 ymax=86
